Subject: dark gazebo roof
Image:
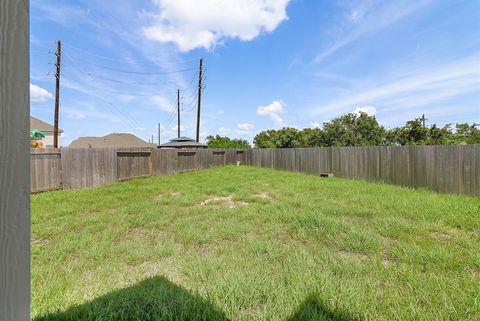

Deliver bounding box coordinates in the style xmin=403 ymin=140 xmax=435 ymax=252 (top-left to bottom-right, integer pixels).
xmin=158 ymin=136 xmax=207 ymax=149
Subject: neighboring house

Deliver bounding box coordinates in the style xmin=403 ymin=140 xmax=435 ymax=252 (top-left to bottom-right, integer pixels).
xmin=158 ymin=136 xmax=207 ymax=149
xmin=69 ymin=133 xmax=156 ymax=148
xmin=30 ymin=116 xmax=63 ymax=147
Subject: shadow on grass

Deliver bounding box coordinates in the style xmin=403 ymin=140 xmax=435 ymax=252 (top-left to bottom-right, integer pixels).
xmin=287 ymin=294 xmax=358 ymax=321
xmin=34 ymin=276 xmax=229 ymax=321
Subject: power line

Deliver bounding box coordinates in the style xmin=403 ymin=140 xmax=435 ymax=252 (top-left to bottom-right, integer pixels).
xmin=62 ymin=73 xmax=181 ymax=97
xmin=62 ymin=41 xmax=202 ymax=66
xmin=62 ymin=62 xmax=198 ymax=89
xmin=62 ymin=51 xmax=196 ymax=75
xmin=60 ymin=73 xmax=141 ymax=129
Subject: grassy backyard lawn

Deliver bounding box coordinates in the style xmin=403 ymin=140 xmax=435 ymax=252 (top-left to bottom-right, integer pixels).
xmin=32 ymin=166 xmax=479 ymax=320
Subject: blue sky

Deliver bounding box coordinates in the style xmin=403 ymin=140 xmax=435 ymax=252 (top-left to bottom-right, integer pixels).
xmin=30 ymin=0 xmax=480 ymax=145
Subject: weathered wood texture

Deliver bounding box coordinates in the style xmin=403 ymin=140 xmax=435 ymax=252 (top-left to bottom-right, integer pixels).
xmin=31 ymin=146 xmax=479 ymax=196
xmin=0 ymin=1 xmax=30 ymax=319
xmin=31 ymin=148 xmax=62 ymax=192
xmin=31 ymin=148 xmax=247 ymax=191
xmin=152 ymin=149 xmax=177 ymax=176
xmin=61 ymin=148 xmax=117 ymax=189
xmin=117 ymin=149 xmax=151 ymax=180
xmin=249 ymin=146 xmax=480 ymax=196
xmin=177 ymin=151 xmax=197 ymax=173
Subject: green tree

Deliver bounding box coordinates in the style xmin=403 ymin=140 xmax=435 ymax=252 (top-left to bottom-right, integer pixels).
xmin=388 ymin=117 xmax=429 ymax=145
xmin=205 ymin=135 xmax=251 ymax=149
xmin=253 ymin=113 xmax=480 ymax=148
xmin=452 ymin=123 xmax=480 ymax=144
xmin=298 ymin=128 xmax=324 ymax=147
xmin=321 ymin=112 xmax=387 ymax=146
xmin=427 ymin=124 xmax=453 ymax=145
xmin=254 ymin=128 xmax=301 ymax=148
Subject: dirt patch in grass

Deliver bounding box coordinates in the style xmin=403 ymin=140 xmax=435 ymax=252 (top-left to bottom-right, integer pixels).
xmin=155 ymin=191 xmax=182 ymax=200
xmin=380 ymin=251 xmax=395 ymax=267
xmin=253 ymin=192 xmax=271 ymax=200
xmin=122 ymin=227 xmax=152 ymax=243
xmin=199 ymin=195 xmax=249 ymax=209
xmin=380 ymin=236 xmax=396 ymax=267
xmin=137 ymin=257 xmax=184 ymax=283
xmin=195 ymin=243 xmax=216 ymax=257
xmin=430 ymin=228 xmax=461 ymax=241
xmin=32 ymin=238 xmax=50 ymax=246
xmin=82 ymin=208 xmax=115 ymax=216
xmin=335 ymin=250 xmax=370 ymax=262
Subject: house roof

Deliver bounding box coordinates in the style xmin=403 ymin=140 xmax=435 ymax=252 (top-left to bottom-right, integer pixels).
xmin=69 ymin=133 xmax=156 ymax=148
xmin=159 ymin=136 xmax=207 ymax=148
xmin=170 ymin=136 xmax=197 ymax=142
xmin=30 ymin=116 xmax=63 ymax=133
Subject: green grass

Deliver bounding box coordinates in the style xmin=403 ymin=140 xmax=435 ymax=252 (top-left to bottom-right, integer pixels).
xmin=31 ymin=166 xmax=480 ymax=321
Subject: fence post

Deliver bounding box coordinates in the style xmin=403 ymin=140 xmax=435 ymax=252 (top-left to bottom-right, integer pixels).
xmin=148 ymin=148 xmax=154 ymax=176
xmin=0 ymin=0 xmax=30 ymax=319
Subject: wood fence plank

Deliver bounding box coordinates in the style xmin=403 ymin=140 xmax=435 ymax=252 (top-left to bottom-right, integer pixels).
xmin=0 ymin=0 xmax=30 ymax=318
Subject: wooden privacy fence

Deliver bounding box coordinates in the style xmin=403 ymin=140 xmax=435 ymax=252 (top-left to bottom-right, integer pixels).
xmin=246 ymin=145 xmax=480 ymax=196
xmin=31 ymin=145 xmax=479 ymax=196
xmin=31 ymin=148 xmax=246 ymax=192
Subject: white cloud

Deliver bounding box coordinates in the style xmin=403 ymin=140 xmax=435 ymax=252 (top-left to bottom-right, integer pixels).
xmin=256 ymin=100 xmax=284 ymax=126
xmin=66 ymin=112 xmax=87 ymax=120
xmin=217 ymin=110 xmax=225 ymax=115
xmin=218 ymin=127 xmax=230 ymax=135
xmin=237 ymin=123 xmax=254 ymax=131
xmin=30 ymin=83 xmax=53 ymax=104
xmin=314 ymin=1 xmax=432 ymax=63
xmin=347 ymin=8 xmax=366 ymax=24
xmin=143 ymin=0 xmax=291 ymax=51
xmin=312 ymin=54 xmax=480 ymax=116
xmin=310 ymin=122 xmax=321 ymax=128
xmin=62 ymin=107 xmax=119 ymax=122
xmin=150 ymin=96 xmax=175 ymax=112
xmin=353 ymin=106 xmax=376 ymax=116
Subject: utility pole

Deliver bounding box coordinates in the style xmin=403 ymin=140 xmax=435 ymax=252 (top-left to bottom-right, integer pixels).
xmin=158 ymin=122 xmax=161 ymax=145
xmin=177 ymin=89 xmax=181 ymax=138
xmin=151 ymin=134 xmax=154 ymax=144
xmin=422 ymin=114 xmax=426 ymax=127
xmin=53 ymin=40 xmax=62 ymax=148
xmin=196 ymin=58 xmax=203 ymax=142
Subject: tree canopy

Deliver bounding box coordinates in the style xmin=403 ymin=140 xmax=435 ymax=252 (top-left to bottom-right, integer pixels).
xmin=253 ymin=113 xmax=480 ymax=148
xmin=206 ymin=135 xmax=251 ymax=149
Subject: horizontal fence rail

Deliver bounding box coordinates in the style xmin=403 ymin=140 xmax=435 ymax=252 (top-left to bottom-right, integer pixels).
xmin=30 ymin=148 xmax=247 ymax=192
xmin=246 ymin=145 xmax=480 ymax=197
xmin=31 ymin=146 xmax=479 ymax=196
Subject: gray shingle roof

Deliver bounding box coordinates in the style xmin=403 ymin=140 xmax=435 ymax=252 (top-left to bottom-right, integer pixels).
xmin=69 ymin=133 xmax=156 ymax=148
xmin=159 ymin=136 xmax=207 ymax=148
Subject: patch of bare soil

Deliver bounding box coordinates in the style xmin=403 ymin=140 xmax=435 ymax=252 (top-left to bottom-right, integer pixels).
xmin=83 ymin=208 xmax=115 ymax=216
xmin=155 ymin=191 xmax=181 ymax=200
xmin=336 ymin=250 xmax=370 ymax=262
xmin=380 ymin=251 xmax=395 ymax=267
xmin=253 ymin=192 xmax=271 ymax=200
xmin=199 ymin=195 xmax=249 ymax=209
xmin=430 ymin=228 xmax=461 ymax=241
xmin=138 ymin=257 xmax=184 ymax=283
xmin=32 ymin=238 xmax=50 ymax=246
xmin=125 ymin=227 xmax=151 ymax=241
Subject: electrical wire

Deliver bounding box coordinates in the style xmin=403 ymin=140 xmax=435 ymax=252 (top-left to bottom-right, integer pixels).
xmin=62 ymin=41 xmax=202 ymax=66
xmin=62 ymin=73 xmax=182 ymax=97
xmin=62 ymin=51 xmax=196 ymax=75
xmin=60 ymin=73 xmax=141 ymax=129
